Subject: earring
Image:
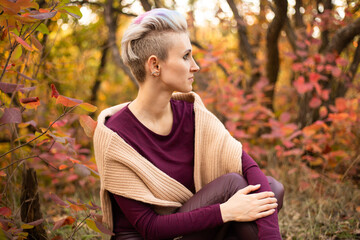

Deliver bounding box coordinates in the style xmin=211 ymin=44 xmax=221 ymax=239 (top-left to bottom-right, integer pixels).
xmin=151 ymin=71 xmax=160 ymax=77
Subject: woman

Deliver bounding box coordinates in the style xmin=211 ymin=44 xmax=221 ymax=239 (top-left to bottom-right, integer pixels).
xmin=94 ymin=8 xmax=284 ymax=240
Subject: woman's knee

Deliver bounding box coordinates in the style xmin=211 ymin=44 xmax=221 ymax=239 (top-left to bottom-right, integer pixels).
xmin=266 ymin=176 xmax=284 ymax=212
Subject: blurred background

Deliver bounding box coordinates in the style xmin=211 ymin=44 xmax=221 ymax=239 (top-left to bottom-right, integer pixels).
xmin=0 ymin=0 xmax=359 ymax=239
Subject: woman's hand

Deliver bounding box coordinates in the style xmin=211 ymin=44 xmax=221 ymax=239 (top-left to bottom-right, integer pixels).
xmin=219 ymin=184 xmax=278 ymax=223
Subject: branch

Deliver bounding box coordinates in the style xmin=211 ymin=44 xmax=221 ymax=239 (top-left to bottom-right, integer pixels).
xmin=69 ymin=1 xmax=137 ymax=17
xmin=265 ymin=0 xmax=288 ymax=110
xmin=0 ymin=155 xmax=38 ymax=171
xmin=348 ymin=37 xmax=360 ymax=81
xmin=294 ymin=0 xmax=305 ymax=28
xmin=0 ymin=106 xmax=76 ymax=160
xmin=325 ymin=18 xmax=360 ymax=55
xmin=139 ymin=0 xmax=152 ymax=11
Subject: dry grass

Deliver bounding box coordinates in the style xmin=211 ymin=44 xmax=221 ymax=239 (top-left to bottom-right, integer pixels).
xmin=272 ymin=162 xmax=360 ymax=240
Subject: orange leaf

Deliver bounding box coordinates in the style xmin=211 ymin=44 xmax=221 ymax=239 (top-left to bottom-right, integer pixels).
xmin=70 ymin=204 xmax=86 ymax=212
xmin=335 ymin=98 xmax=347 ymax=112
xmin=20 ymin=97 xmax=40 ymax=109
xmin=10 ymin=32 xmax=33 ymax=51
xmin=56 ymin=95 xmax=82 ymax=107
xmin=59 ymin=164 xmax=67 ymax=170
xmin=79 ymin=115 xmax=97 ymax=137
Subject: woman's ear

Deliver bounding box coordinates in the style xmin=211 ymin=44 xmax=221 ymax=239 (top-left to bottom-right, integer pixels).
xmin=148 ymin=55 xmax=161 ymax=77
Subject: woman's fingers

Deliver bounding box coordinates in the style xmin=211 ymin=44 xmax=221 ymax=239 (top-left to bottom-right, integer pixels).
xmin=255 ymin=209 xmax=276 ymax=219
xmin=237 ymin=184 xmax=261 ymax=195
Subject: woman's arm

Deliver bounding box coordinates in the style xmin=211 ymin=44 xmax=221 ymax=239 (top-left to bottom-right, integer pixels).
xmin=113 ymin=194 xmax=223 ymax=240
xmin=241 ymin=151 xmax=282 ymax=239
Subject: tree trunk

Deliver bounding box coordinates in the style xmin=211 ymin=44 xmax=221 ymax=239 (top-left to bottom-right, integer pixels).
xmin=265 ymin=0 xmax=288 ymax=110
xmin=20 ymin=168 xmax=47 ymax=240
xmin=90 ymin=39 xmax=109 ymax=105
xmin=294 ymin=0 xmax=305 ymax=28
xmin=226 ymin=0 xmax=260 ymax=89
xmin=104 ymin=0 xmax=138 ymax=87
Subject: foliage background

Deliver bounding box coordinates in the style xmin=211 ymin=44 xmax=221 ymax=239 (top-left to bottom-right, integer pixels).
xmin=0 ymin=0 xmax=359 ymax=239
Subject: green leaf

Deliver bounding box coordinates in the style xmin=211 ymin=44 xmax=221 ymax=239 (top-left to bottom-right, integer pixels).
xmin=12 ymin=45 xmax=22 ymax=60
xmin=37 ymin=23 xmax=50 ymax=35
xmin=86 ymin=219 xmax=101 ymax=233
xmin=21 ymin=223 xmax=34 ymax=229
xmin=63 ymin=6 xmax=82 ymax=19
xmin=79 ymin=102 xmax=97 ymax=112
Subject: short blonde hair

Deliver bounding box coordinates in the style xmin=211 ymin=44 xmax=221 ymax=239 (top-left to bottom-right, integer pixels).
xmin=121 ymin=8 xmax=188 ymax=82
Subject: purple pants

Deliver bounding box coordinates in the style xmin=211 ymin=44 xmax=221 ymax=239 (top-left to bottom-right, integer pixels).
xmin=113 ymin=173 xmax=284 ymax=240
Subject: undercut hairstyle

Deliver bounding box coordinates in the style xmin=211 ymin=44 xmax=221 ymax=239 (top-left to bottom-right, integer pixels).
xmin=121 ymin=8 xmax=188 ymax=83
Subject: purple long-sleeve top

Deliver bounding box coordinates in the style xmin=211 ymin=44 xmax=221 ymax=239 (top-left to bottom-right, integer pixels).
xmin=105 ymin=99 xmax=281 ymax=240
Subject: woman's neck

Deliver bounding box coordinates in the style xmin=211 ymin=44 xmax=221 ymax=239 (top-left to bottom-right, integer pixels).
xmin=128 ymin=80 xmax=174 ymax=135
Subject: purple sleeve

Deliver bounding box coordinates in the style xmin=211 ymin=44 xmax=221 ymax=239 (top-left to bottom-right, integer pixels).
xmin=113 ymin=194 xmax=223 ymax=240
xmin=242 ymin=151 xmax=281 ymax=240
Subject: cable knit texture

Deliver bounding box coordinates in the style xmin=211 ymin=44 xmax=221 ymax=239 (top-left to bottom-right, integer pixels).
xmin=93 ymin=91 xmax=243 ymax=236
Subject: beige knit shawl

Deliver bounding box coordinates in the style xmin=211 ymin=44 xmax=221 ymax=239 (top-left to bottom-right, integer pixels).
xmin=93 ymin=91 xmax=243 ymax=234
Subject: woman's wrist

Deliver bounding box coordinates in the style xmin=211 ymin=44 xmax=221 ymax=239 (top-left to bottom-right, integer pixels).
xmin=219 ymin=203 xmax=232 ymax=223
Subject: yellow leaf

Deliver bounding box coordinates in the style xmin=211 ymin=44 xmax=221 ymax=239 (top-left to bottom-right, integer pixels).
xmin=86 ymin=219 xmax=101 ymax=233
xmin=21 ymin=223 xmax=34 ymax=229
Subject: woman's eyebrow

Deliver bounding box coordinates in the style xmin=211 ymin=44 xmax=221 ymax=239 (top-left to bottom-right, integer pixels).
xmin=183 ymin=49 xmax=192 ymax=54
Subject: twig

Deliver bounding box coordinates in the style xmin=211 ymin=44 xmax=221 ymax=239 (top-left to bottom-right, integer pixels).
xmin=341 ymin=155 xmax=360 ymax=181
xmin=68 ymin=213 xmax=92 ymax=239
xmin=0 ymin=106 xmax=77 ymax=160
xmin=0 ymin=20 xmax=16 ymax=82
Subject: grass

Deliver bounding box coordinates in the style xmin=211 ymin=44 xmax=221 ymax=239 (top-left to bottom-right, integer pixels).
xmin=274 ymin=161 xmax=360 ymax=240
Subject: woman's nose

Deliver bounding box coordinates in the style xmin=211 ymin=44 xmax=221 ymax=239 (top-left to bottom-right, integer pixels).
xmin=191 ymin=59 xmax=200 ymax=73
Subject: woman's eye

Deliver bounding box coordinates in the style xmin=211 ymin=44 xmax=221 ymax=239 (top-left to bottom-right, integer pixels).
xmin=183 ymin=53 xmax=189 ymax=60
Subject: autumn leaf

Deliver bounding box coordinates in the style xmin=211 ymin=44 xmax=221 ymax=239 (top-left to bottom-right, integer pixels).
xmin=335 ymin=98 xmax=347 ymax=112
xmin=0 ymin=82 xmax=24 ymax=93
xmin=79 ymin=115 xmax=97 ymax=137
xmin=309 ymin=97 xmax=322 ymax=108
xmin=52 ymin=216 xmax=75 ymax=231
xmin=20 ymin=97 xmax=40 ymax=110
xmin=49 ymin=193 xmax=69 ymax=207
xmin=29 ymin=11 xmax=57 ymax=20
xmin=0 ymin=207 xmax=11 ymax=217
xmin=94 ymin=220 xmax=114 ymax=235
xmin=56 ymin=95 xmax=83 ymax=107
xmin=79 ymin=102 xmax=97 ymax=112
xmin=0 ymin=108 xmax=22 ymax=124
xmin=51 ymin=84 xmax=60 ymax=98
xmin=10 ymin=32 xmax=34 ymax=51
xmin=293 ymin=76 xmax=313 ymax=94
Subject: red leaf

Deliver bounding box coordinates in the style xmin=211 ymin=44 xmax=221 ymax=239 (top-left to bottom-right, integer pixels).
xmin=293 ymin=76 xmax=313 ymax=94
xmin=321 ymin=89 xmax=330 ymax=101
xmin=94 ymin=220 xmax=114 ymax=236
xmin=309 ymin=97 xmax=322 ymax=108
xmin=51 ymin=84 xmax=59 ymax=98
xmin=29 ymin=11 xmax=57 ymax=19
xmin=10 ymin=32 xmax=33 ymax=51
xmin=0 ymin=207 xmax=11 ymax=217
xmin=27 ymin=219 xmax=44 ymax=226
xmin=0 ymin=108 xmax=22 ymax=123
xmin=331 ymin=66 xmax=342 ymax=77
xmin=335 ymin=98 xmax=347 ymax=112
xmin=0 ymin=82 xmax=24 ymax=93
xmin=292 ymin=62 xmax=303 ymax=72
xmin=279 ymin=112 xmax=291 ymax=123
xmin=309 ymin=72 xmax=320 ymax=83
xmin=49 ymin=193 xmax=69 ymax=207
xmin=56 ymin=95 xmax=82 ymax=107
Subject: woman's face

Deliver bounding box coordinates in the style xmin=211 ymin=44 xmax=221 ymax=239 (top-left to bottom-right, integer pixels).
xmin=158 ymin=32 xmax=200 ymax=93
